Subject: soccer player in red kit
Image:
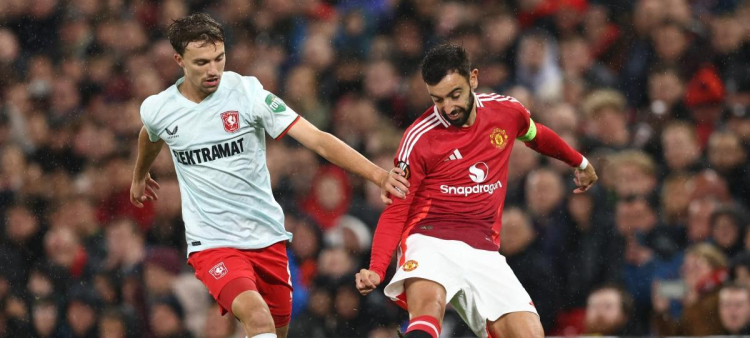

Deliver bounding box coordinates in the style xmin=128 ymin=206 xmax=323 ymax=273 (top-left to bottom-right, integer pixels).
xmin=355 ymin=44 xmax=598 ymax=338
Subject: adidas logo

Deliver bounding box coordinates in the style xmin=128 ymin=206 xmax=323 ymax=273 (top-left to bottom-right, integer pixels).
xmin=446 ymin=149 xmax=463 ymax=161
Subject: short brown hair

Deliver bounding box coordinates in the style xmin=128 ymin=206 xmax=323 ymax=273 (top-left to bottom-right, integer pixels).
xmin=167 ymin=13 xmax=224 ymax=55
xmin=721 ymin=282 xmax=750 ymax=297
xmin=582 ymin=89 xmax=626 ymax=118
xmin=590 ymin=284 xmax=635 ymax=316
xmin=662 ymin=120 xmax=698 ymax=143
xmin=609 ymin=150 xmax=657 ymax=177
xmin=687 ymin=243 xmax=728 ymax=269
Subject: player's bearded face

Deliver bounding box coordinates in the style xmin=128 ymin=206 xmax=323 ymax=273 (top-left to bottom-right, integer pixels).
xmin=427 ymin=71 xmax=478 ymax=127
xmin=440 ymin=91 xmax=474 ymax=127
xmin=181 ymin=41 xmax=226 ymax=94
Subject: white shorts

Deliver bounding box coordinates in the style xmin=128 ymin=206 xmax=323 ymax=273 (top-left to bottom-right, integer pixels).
xmin=384 ymin=234 xmax=538 ymax=338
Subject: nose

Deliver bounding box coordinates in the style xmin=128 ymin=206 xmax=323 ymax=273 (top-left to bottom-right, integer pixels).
xmin=444 ymin=99 xmax=458 ymax=114
xmin=207 ymin=61 xmax=219 ymax=76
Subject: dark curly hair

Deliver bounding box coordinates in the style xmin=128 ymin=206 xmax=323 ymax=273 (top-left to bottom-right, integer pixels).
xmin=167 ymin=13 xmax=224 ymax=56
xmin=420 ymin=44 xmax=471 ymax=85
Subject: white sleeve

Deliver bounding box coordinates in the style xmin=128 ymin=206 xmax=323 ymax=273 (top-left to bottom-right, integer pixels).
xmin=140 ymin=96 xmax=161 ymax=142
xmin=242 ymin=77 xmax=300 ymax=139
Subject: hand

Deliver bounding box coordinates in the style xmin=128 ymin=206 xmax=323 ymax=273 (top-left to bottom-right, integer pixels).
xmin=130 ymin=173 xmax=161 ymax=208
xmin=652 ymin=281 xmax=670 ymax=314
xmin=380 ymin=167 xmax=410 ymax=205
xmin=355 ymin=269 xmax=381 ymax=296
xmin=573 ymin=163 xmax=597 ymax=193
xmin=625 ymin=239 xmax=653 ymax=266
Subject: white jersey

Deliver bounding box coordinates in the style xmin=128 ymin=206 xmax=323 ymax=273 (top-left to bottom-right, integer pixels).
xmin=140 ymin=71 xmax=298 ymax=256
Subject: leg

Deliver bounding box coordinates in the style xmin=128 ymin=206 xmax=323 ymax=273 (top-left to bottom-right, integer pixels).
xmin=230 ymin=289 xmax=276 ymax=337
xmin=487 ymin=312 xmax=544 ymax=338
xmin=403 ymin=278 xmax=447 ymax=338
xmin=253 ymin=241 xmax=292 ymax=337
xmin=275 ymin=325 xmax=288 ymax=338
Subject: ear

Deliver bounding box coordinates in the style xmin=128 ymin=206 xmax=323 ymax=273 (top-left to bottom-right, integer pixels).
xmin=174 ymin=53 xmax=185 ymax=68
xmin=470 ymin=69 xmax=479 ymax=90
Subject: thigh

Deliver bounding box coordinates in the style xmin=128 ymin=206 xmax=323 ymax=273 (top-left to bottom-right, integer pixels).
xmin=404 ymin=278 xmax=448 ymax=322
xmin=251 ymin=241 xmax=293 ymax=327
xmin=468 ymin=252 xmax=537 ymax=321
xmin=188 ymin=247 xmax=258 ymax=314
xmin=488 ymin=312 xmax=544 ymax=338
xmin=384 ymin=235 xmax=463 ymax=310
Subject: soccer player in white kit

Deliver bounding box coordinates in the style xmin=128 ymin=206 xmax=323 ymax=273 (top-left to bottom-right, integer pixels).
xmin=129 ymin=13 xmax=409 ymax=338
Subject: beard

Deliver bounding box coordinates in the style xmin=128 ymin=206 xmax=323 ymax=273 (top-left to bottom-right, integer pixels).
xmin=584 ymin=316 xmax=627 ymax=335
xmin=441 ymin=92 xmax=475 ymax=127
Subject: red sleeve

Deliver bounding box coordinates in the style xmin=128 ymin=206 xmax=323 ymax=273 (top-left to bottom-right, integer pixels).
xmin=524 ymin=122 xmax=584 ymax=168
xmin=492 ymin=95 xmax=532 ymax=138
xmin=369 ymin=136 xmax=428 ymax=282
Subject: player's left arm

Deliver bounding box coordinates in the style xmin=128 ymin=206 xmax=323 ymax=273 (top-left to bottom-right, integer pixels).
xmin=130 ymin=126 xmax=163 ymax=207
xmin=516 ymin=113 xmax=598 ymax=193
xmin=287 ymin=117 xmax=410 ymax=202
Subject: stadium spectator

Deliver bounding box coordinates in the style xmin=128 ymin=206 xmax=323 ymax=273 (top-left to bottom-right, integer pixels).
xmin=560 ymin=191 xmax=620 ymax=312
xmin=614 ymin=193 xmax=684 ymax=330
xmin=661 ymin=121 xmax=704 ymax=176
xmin=62 ymin=285 xmax=101 ymax=338
xmin=652 ymin=243 xmax=728 ymax=336
xmin=149 ymin=295 xmax=193 ymax=338
xmin=583 ymin=285 xmax=637 ymax=335
xmin=719 ymin=282 xmax=750 ymax=335
xmin=709 ymin=205 xmax=748 ymax=258
xmin=607 ymin=150 xmax=658 ymax=199
xmin=581 ymin=89 xmax=631 ymax=153
xmin=707 ymin=130 xmax=750 ymax=204
xmin=501 ymin=207 xmax=559 ymax=331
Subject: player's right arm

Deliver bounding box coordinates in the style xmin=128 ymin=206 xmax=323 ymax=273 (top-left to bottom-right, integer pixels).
xmin=357 ymin=132 xmax=428 ymax=295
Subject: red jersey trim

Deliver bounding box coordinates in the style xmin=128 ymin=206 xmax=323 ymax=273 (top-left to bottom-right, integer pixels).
xmin=274 ymin=115 xmax=301 ymax=140
xmin=433 ymin=106 xmax=450 ymax=127
xmin=397 ymin=114 xmax=443 ymax=165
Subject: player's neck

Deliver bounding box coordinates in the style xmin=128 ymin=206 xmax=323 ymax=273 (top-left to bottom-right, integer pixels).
xmin=178 ymin=81 xmax=210 ymax=103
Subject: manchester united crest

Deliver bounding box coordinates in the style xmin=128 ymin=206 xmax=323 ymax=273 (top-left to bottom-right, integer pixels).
xmin=490 ymin=128 xmax=509 ymax=149
xmin=402 ymin=260 xmax=418 ymax=272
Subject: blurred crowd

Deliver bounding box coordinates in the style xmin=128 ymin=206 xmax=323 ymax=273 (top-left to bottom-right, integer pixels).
xmin=1 ymin=0 xmax=750 ymax=337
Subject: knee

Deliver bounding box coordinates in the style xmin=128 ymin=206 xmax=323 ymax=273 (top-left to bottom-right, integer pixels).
xmin=409 ymin=297 xmax=446 ymax=319
xmin=523 ymin=324 xmax=544 ymax=338
xmin=496 ymin=325 xmax=543 ymax=338
xmin=234 ymin=302 xmax=275 ymax=331
xmin=490 ymin=314 xmax=544 ymax=338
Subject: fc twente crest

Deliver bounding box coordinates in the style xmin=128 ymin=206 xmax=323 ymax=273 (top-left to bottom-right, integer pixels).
xmin=221 ymin=111 xmax=240 ymax=133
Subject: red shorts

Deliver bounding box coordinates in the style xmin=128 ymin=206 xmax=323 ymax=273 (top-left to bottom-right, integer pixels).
xmin=187 ymin=241 xmax=292 ymax=327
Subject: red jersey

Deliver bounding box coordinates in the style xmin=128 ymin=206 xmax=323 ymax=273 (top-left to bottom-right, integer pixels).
xmin=370 ymin=91 xmax=585 ymax=281
xmin=382 ymin=93 xmax=531 ymax=255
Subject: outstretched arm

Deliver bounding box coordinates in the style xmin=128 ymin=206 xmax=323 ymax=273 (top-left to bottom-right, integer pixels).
xmin=356 ymin=189 xmax=412 ymax=295
xmin=521 ymin=121 xmax=598 ymax=192
xmin=130 ymin=126 xmax=163 ymax=207
xmin=287 ymin=117 xmax=410 ymax=202
xmin=358 ymin=158 xmax=426 ymax=295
